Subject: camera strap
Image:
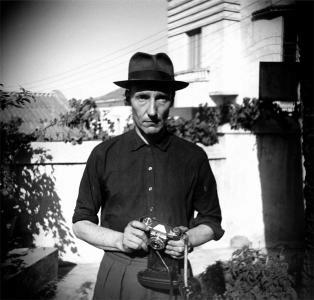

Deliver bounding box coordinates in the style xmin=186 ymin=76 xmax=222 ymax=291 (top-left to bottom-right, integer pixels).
xmin=155 ymin=250 xmax=175 ymax=300
xmin=181 ymin=233 xmax=192 ymax=300
xmin=155 ymin=234 xmax=192 ymax=300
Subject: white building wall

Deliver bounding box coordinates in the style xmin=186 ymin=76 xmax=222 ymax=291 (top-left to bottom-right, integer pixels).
xmin=168 ymin=0 xmax=296 ymax=106
xmin=19 ymin=127 xmax=303 ymax=266
xmin=202 ymin=21 xmax=224 ymax=94
xmin=168 ymin=32 xmax=189 ymax=73
xmin=239 ymin=0 xmax=284 ymax=99
xmin=202 ymin=19 xmax=242 ymax=96
xmin=174 ymin=81 xmax=214 ymax=107
xmin=168 ymin=0 xmax=241 ymax=107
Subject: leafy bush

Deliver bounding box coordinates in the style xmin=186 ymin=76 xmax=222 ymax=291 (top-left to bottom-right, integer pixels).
xmin=51 ymin=96 xmax=300 ymax=147
xmin=166 ymin=98 xmax=300 ymax=147
xmin=59 ymin=98 xmax=110 ymax=143
xmin=167 ymin=104 xmax=225 ymax=146
xmin=228 ymin=98 xmax=300 ymax=132
xmin=198 ymin=247 xmax=298 ymax=300
xmin=0 ymin=88 xmax=77 ymax=259
xmin=0 ymin=84 xmax=34 ymax=110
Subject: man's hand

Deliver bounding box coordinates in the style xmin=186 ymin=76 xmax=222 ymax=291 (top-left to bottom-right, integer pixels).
xmin=165 ymin=226 xmax=189 ymax=259
xmin=122 ymin=220 xmax=149 ymax=253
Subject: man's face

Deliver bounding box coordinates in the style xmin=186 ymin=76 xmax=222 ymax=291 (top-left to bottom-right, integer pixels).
xmin=129 ymin=85 xmax=173 ymax=136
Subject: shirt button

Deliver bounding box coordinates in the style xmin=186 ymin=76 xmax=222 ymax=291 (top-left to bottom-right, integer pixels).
xmin=148 ymin=187 xmax=153 ymax=191
xmin=148 ymin=166 xmax=153 ymax=171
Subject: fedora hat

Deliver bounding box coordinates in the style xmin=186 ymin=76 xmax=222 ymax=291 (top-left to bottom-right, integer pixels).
xmin=114 ymin=52 xmax=189 ymax=90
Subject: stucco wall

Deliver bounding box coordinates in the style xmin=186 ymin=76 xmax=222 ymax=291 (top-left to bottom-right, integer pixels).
xmin=239 ymin=0 xmax=284 ymax=100
xmin=168 ymin=0 xmax=296 ymax=107
xmin=202 ymin=19 xmax=241 ymax=95
xmin=27 ymin=141 xmax=104 ymax=263
xmin=199 ymin=127 xmax=304 ymax=252
xmin=15 ymin=128 xmax=303 ymax=263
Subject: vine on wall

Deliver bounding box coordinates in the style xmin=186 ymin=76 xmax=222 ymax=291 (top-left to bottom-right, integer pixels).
xmin=228 ymin=98 xmax=300 ymax=132
xmin=0 ymin=87 xmax=78 ymax=260
xmin=59 ymin=98 xmax=109 ymax=144
xmin=167 ymin=104 xmax=222 ymax=146
xmin=54 ymin=97 xmax=300 ymax=146
xmin=166 ymin=98 xmax=300 ymax=146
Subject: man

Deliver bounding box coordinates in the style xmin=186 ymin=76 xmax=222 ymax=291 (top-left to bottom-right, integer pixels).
xmin=72 ymin=52 xmax=224 ymax=300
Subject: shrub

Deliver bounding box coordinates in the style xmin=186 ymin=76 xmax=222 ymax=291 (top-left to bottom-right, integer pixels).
xmin=199 ymin=247 xmax=298 ymax=300
xmin=0 ymin=87 xmax=78 ymax=259
xmin=167 ymin=104 xmax=225 ymax=146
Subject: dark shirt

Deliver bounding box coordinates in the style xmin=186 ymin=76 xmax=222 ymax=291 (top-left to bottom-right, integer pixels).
xmin=72 ymin=129 xmax=224 ymax=240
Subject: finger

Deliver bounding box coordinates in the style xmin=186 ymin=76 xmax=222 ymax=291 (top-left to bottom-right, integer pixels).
xmin=124 ymin=233 xmax=146 ymax=246
xmin=164 ymin=249 xmax=184 ymax=259
xmin=123 ymin=239 xmax=142 ymax=250
xmin=165 ymin=243 xmax=185 ymax=256
xmin=127 ymin=227 xmax=148 ymax=241
xmin=124 ymin=225 xmax=148 ymax=245
xmin=124 ymin=236 xmax=147 ymax=251
xmin=166 ymin=244 xmax=185 ymax=253
xmin=167 ymin=239 xmax=185 ymax=247
xmin=129 ymin=220 xmax=149 ymax=231
xmin=177 ymin=226 xmax=189 ymax=233
xmin=141 ymin=241 xmax=148 ymax=252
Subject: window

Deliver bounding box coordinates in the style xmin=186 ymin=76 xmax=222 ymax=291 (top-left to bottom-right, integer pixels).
xmin=187 ymin=28 xmax=201 ymax=70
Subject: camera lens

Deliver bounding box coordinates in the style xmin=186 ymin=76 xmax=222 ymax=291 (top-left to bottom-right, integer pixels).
xmin=150 ymin=237 xmax=165 ymax=250
xmin=142 ymin=217 xmax=152 ymax=227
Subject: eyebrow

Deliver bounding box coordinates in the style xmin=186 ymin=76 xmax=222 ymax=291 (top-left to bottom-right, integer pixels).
xmin=135 ymin=91 xmax=169 ymax=96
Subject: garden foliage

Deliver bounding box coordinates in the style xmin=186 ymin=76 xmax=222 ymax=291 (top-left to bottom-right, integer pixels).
xmin=0 ymin=87 xmax=77 ymax=260
xmin=166 ymin=98 xmax=299 ymax=146
xmin=198 ymin=247 xmax=298 ymax=300
xmin=1 ymin=87 xmax=301 ymax=298
xmin=59 ymin=98 xmax=109 ymax=143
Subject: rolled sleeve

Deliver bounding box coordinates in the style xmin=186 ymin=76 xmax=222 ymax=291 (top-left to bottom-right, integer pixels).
xmin=72 ymin=148 xmax=103 ymax=225
xmin=190 ymin=156 xmax=225 ymax=241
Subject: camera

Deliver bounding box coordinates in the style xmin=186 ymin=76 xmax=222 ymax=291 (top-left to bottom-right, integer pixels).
xmin=138 ymin=217 xmax=199 ymax=297
xmin=141 ymin=217 xmax=183 ymax=250
xmin=138 ymin=217 xmax=183 ymax=292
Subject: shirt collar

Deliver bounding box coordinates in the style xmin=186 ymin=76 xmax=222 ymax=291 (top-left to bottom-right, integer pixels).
xmin=128 ymin=128 xmax=172 ymax=152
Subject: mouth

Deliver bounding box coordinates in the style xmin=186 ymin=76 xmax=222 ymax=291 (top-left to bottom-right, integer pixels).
xmin=143 ymin=120 xmax=160 ymax=125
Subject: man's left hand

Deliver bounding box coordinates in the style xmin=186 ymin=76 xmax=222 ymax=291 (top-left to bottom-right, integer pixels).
xmin=164 ymin=226 xmax=190 ymax=259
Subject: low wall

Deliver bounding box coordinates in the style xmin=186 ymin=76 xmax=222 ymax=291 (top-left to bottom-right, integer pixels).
xmin=11 ymin=128 xmax=304 ymax=263
xmin=199 ymin=128 xmax=304 ymax=252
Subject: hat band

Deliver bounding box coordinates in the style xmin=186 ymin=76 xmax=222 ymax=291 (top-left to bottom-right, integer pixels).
xmin=129 ymin=70 xmax=174 ymax=81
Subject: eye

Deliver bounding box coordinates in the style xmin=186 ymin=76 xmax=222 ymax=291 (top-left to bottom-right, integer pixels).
xmin=156 ymin=97 xmax=169 ymax=104
xmin=135 ymin=94 xmax=149 ymax=102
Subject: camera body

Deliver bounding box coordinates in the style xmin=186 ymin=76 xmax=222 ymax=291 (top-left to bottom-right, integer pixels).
xmin=138 ymin=217 xmax=199 ymax=296
xmin=138 ymin=217 xmax=183 ymax=291
xmin=141 ymin=217 xmax=183 ymax=250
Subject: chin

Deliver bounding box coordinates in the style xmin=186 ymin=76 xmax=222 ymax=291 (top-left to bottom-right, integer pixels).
xmin=142 ymin=126 xmax=162 ymax=135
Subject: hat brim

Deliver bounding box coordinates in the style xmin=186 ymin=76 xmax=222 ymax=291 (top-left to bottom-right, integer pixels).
xmin=114 ymin=79 xmax=189 ymax=91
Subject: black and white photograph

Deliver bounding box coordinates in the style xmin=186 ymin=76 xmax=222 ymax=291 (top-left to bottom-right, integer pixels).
xmin=1 ymin=0 xmax=313 ymax=299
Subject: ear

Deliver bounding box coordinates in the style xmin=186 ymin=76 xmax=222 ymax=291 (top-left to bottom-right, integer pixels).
xmin=124 ymin=89 xmax=131 ymax=106
xmin=170 ymin=91 xmax=175 ymax=107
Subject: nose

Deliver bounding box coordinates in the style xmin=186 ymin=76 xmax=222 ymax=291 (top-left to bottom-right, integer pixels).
xmin=147 ymin=98 xmax=157 ymax=119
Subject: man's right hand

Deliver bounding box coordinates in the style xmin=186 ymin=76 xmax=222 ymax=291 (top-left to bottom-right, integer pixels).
xmin=122 ymin=220 xmax=149 ymax=252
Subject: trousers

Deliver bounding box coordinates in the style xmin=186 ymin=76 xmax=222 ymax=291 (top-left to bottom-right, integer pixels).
xmin=93 ymin=252 xmax=183 ymax=300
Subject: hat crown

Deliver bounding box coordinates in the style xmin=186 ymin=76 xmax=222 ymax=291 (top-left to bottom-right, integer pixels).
xmin=128 ymin=52 xmax=174 ymax=78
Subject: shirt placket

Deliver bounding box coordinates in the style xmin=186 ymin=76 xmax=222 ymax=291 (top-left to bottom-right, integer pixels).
xmin=146 ymin=146 xmax=155 ymax=216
